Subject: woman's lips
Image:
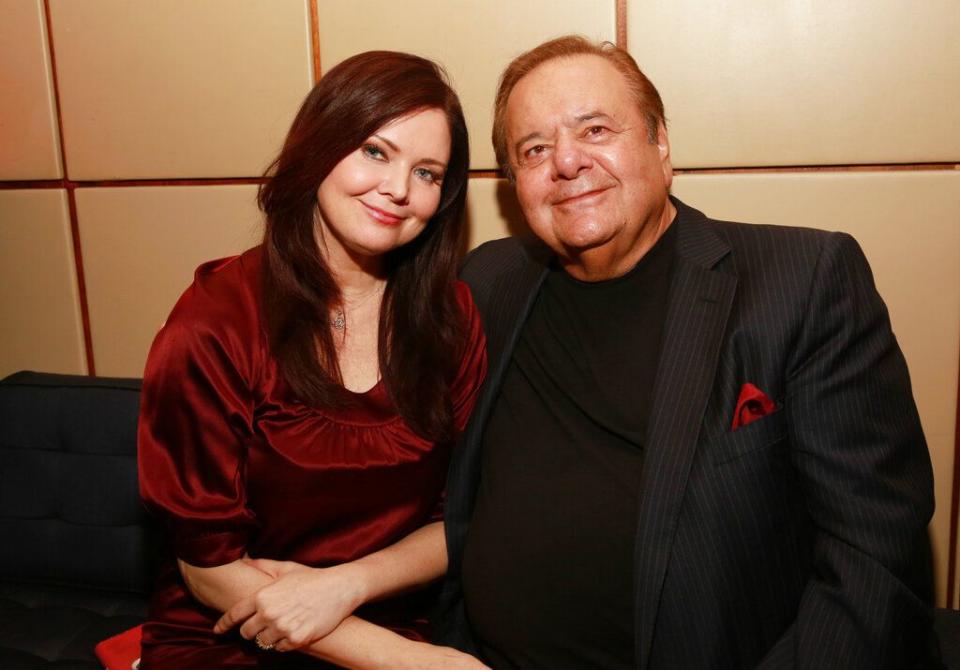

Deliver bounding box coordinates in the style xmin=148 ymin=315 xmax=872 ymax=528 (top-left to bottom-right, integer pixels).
xmin=361 ymin=201 xmax=404 ymax=226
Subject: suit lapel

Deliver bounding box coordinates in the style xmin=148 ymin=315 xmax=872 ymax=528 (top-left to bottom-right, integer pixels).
xmin=634 ymin=203 xmax=737 ymax=669
xmin=480 ymin=247 xmax=550 ymax=389
xmin=447 ymin=241 xmax=549 ymax=573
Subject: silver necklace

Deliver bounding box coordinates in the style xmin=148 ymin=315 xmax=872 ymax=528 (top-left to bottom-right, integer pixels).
xmin=331 ymin=282 xmax=385 ymax=331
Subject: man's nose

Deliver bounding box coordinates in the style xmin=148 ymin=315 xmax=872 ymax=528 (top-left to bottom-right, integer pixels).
xmin=553 ymin=136 xmax=592 ymax=179
xmin=378 ymin=168 xmax=409 ymax=202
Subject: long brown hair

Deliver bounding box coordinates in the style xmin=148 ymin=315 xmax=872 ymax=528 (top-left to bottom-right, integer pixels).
xmin=258 ymin=51 xmax=470 ymax=442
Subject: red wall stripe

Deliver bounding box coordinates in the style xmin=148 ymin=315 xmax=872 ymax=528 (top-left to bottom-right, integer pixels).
xmin=616 ymin=0 xmax=627 ymax=48
xmin=947 ymin=338 xmax=960 ymax=607
xmin=64 ymin=187 xmax=95 ymax=375
xmin=310 ymin=0 xmax=321 ymax=82
xmin=42 ymin=0 xmax=95 ymax=375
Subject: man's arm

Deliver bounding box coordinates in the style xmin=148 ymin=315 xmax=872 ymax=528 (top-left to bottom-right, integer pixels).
xmin=760 ymin=232 xmax=935 ymax=668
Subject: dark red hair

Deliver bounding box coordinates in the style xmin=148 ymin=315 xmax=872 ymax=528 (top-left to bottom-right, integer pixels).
xmin=258 ymin=51 xmax=470 ymax=442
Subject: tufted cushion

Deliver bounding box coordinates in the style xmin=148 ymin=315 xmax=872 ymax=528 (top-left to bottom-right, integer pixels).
xmin=0 ymin=371 xmax=159 ymax=669
xmin=937 ymin=608 xmax=960 ymax=669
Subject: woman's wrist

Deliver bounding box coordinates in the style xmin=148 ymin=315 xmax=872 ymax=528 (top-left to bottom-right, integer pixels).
xmin=326 ymin=561 xmax=373 ymax=612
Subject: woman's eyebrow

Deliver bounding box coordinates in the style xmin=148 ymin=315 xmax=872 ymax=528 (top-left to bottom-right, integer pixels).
xmin=373 ymin=134 xmax=447 ymax=168
xmin=371 ymin=134 xmax=398 ymax=151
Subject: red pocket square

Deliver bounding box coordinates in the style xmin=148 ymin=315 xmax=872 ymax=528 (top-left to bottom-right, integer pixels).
xmin=95 ymin=624 xmax=142 ymax=670
xmin=731 ymin=382 xmax=776 ymax=430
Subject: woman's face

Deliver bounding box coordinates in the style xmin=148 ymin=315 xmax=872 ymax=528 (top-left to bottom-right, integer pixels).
xmin=316 ymin=107 xmax=451 ymax=267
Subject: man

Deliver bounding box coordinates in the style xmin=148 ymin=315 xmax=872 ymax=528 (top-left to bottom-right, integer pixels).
xmin=438 ymin=36 xmax=936 ymax=669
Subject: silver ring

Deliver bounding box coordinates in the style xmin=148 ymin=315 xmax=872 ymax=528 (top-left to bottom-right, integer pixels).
xmin=254 ymin=632 xmax=275 ymax=651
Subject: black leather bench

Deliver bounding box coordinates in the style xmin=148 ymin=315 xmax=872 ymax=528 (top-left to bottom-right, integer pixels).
xmin=1 ymin=370 xmax=958 ymax=668
xmin=0 ymin=371 xmax=159 ymax=669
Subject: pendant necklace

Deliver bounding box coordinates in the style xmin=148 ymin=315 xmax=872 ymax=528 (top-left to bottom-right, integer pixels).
xmin=330 ymin=282 xmax=384 ymax=332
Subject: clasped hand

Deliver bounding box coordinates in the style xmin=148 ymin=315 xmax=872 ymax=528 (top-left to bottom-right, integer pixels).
xmin=213 ymin=558 xmax=365 ymax=652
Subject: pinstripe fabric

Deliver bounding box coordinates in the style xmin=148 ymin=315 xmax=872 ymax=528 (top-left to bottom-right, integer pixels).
xmin=439 ymin=198 xmax=936 ymax=669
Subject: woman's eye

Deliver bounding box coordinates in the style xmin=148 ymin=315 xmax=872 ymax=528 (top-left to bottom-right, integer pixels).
xmin=362 ymin=144 xmax=386 ymax=160
xmin=414 ymin=167 xmax=442 ymax=184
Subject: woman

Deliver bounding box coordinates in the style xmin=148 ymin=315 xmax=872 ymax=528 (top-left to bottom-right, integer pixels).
xmin=137 ymin=51 xmax=486 ymax=669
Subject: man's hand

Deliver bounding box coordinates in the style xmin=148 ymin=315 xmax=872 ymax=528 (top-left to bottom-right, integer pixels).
xmin=213 ymin=558 xmax=366 ymax=651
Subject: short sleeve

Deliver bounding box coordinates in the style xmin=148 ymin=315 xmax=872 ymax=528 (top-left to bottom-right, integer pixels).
xmin=138 ymin=263 xmax=259 ymax=567
xmin=452 ymin=280 xmax=487 ymax=433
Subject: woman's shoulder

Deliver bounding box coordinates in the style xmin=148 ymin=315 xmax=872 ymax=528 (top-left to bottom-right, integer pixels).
xmin=192 ymin=245 xmax=262 ymax=299
xmin=453 ymin=278 xmax=484 ymax=329
xmin=452 ymin=278 xmax=475 ymax=310
xmin=157 ymin=246 xmax=265 ymax=353
xmin=171 ymin=247 xmax=262 ymax=320
xmin=145 ymin=246 xmax=267 ymax=389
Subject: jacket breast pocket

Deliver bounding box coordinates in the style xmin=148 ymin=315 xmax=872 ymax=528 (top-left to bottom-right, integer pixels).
xmin=709 ymin=409 xmax=787 ymax=465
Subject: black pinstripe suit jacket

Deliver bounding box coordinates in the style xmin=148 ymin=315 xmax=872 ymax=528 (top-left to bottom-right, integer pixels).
xmin=438 ymin=197 xmax=936 ymax=669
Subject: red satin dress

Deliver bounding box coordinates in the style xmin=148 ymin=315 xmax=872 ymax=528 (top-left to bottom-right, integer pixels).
xmin=136 ymin=247 xmax=486 ymax=668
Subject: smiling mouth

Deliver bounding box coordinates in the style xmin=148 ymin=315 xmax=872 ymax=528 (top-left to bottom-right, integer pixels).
xmin=553 ymin=187 xmax=611 ymax=207
xmin=361 ymin=201 xmax=404 ymax=226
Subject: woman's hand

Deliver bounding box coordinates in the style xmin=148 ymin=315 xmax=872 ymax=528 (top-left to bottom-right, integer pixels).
xmin=213 ymin=558 xmax=367 ymax=651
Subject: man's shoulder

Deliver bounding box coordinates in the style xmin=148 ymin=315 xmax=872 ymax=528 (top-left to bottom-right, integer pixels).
xmin=695 ymin=208 xmax=833 ymax=246
xmin=680 ymin=200 xmax=847 ymax=270
xmin=460 ymin=234 xmax=547 ymax=291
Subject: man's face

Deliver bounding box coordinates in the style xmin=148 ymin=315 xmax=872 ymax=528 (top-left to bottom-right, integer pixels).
xmin=505 ymin=54 xmax=674 ymax=280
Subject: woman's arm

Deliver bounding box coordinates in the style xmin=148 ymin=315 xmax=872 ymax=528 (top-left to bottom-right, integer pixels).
xmin=349 ymin=520 xmax=448 ymax=601
xmin=301 ymin=617 xmax=487 ymax=669
xmin=177 ymin=557 xmax=274 ymax=613
xmin=194 ymin=524 xmax=484 ymax=668
xmin=181 ymin=537 xmax=484 ymax=669
xmin=213 ymin=521 xmax=447 ymax=647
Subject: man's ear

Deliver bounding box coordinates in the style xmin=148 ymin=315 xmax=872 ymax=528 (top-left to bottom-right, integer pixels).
xmin=656 ymin=121 xmax=673 ymax=186
xmin=656 ymin=121 xmax=670 ymax=158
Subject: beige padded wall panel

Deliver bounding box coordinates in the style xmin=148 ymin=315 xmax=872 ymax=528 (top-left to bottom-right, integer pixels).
xmin=0 ymin=0 xmax=63 ymax=180
xmin=628 ymin=1 xmax=960 ymax=168
xmin=465 ymin=177 xmax=528 ymax=250
xmin=672 ymin=171 xmax=960 ymax=605
xmin=317 ymin=0 xmax=616 ymax=171
xmin=49 ymin=0 xmax=312 ymax=180
xmin=76 ymin=185 xmax=263 ymax=377
xmin=0 ymin=189 xmax=85 ymax=376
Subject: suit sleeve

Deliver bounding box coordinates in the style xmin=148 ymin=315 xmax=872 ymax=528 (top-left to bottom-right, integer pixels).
xmin=760 ymin=232 xmax=935 ymax=668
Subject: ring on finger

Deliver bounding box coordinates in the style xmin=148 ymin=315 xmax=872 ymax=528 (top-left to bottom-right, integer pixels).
xmin=254 ymin=632 xmax=275 ymax=651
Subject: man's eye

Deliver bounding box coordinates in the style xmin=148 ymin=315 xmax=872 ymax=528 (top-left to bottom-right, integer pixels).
xmin=414 ymin=167 xmax=442 ymax=184
xmin=362 ymin=144 xmax=386 ymax=160
xmin=586 ymin=126 xmax=607 ymax=137
xmin=525 ymin=144 xmax=546 ymax=158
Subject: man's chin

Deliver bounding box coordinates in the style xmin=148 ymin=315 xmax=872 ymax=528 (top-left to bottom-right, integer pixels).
xmin=556 ymin=230 xmax=617 ymax=257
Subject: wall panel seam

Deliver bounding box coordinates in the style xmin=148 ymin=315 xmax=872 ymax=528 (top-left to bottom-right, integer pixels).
xmin=615 ymin=0 xmax=627 ymax=48
xmin=310 ymin=0 xmax=321 ymax=82
xmin=42 ymin=0 xmax=94 ymax=375
xmin=3 ymin=162 xmax=960 ymax=190
xmin=948 ymin=338 xmax=960 ymax=608
xmin=674 ymin=163 xmax=960 ymax=174
xmin=64 ymin=187 xmax=95 ymax=375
